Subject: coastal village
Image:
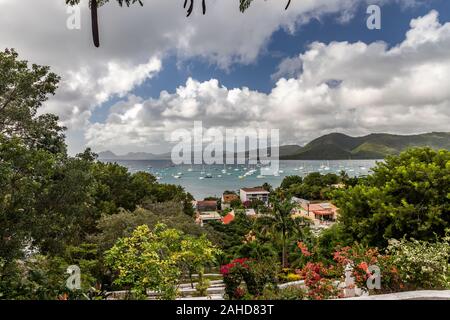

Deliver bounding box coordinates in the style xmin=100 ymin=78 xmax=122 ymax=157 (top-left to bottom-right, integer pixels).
xmin=194 ymin=186 xmax=339 ymax=230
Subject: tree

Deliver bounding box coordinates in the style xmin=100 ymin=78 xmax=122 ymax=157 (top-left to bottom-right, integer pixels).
xmin=262 ymin=182 xmax=273 ymax=192
xmin=239 ymin=0 xmax=292 ymax=13
xmin=280 ymin=175 xmax=303 ymax=189
xmin=65 ymin=1 xmax=294 ymax=47
xmin=334 ymin=147 xmax=450 ymax=247
xmin=280 ymin=172 xmax=341 ymax=200
xmin=261 ymin=199 xmax=308 ymax=268
xmin=105 ymin=224 xmax=182 ymax=299
xmin=176 ymin=234 xmax=222 ymax=291
xmin=66 ymin=0 xmax=145 ymax=47
xmin=0 ymin=49 xmax=93 ymax=258
xmin=94 ymin=204 xmax=208 ymax=252
xmin=105 ymin=224 xmax=221 ymax=299
xmin=0 ymin=49 xmax=64 ymax=154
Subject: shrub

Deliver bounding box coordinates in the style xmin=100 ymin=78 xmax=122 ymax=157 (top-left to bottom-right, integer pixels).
xmin=195 ymin=278 xmax=210 ymax=297
xmin=258 ymin=285 xmax=307 ymax=300
xmin=333 ymin=244 xmax=403 ymax=294
xmin=220 ymin=258 xmax=250 ymax=299
xmin=220 ymin=258 xmax=278 ymax=299
xmin=297 ymin=262 xmax=342 ymax=300
xmin=386 ymin=238 xmax=450 ymax=290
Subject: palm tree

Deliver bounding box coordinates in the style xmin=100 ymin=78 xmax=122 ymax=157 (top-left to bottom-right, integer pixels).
xmin=239 ymin=0 xmax=292 ymax=13
xmin=66 ymin=0 xmax=144 ymax=47
xmin=260 ymin=198 xmax=300 ymax=268
xmin=66 ymin=0 xmax=294 ymax=47
xmin=184 ymin=0 xmax=207 ymax=17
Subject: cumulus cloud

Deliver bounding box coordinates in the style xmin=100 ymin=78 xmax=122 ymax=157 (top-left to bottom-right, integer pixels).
xmin=85 ymin=10 xmax=450 ymax=153
xmin=0 ymin=0 xmax=435 ymax=153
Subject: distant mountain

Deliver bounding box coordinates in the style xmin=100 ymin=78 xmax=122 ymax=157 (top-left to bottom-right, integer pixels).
xmin=281 ymin=132 xmax=450 ymax=160
xmin=97 ymin=132 xmax=450 ymax=161
xmin=97 ymin=151 xmax=171 ymax=160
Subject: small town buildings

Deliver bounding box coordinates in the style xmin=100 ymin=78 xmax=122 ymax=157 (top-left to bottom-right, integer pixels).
xmin=196 ymin=211 xmax=222 ymax=227
xmin=221 ymin=192 xmax=239 ymax=210
xmin=194 ymin=200 xmax=221 ymax=227
xmin=291 ymin=197 xmax=339 ymax=225
xmin=240 ymin=187 xmax=270 ymax=206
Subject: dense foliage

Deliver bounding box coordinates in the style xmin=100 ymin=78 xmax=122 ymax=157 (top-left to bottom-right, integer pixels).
xmin=334 ymin=148 xmax=450 ymax=247
xmin=0 ymin=50 xmax=204 ymax=299
xmin=1 ymin=49 xmax=449 ymax=300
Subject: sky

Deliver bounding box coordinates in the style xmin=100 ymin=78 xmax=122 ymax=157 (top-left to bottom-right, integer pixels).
xmin=1 ymin=0 xmax=450 ymax=155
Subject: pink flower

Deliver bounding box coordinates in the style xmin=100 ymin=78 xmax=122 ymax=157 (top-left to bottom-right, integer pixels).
xmin=297 ymin=241 xmax=312 ymax=257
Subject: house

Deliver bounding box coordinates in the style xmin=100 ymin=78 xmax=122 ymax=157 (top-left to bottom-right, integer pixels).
xmin=196 ymin=211 xmax=222 ymax=227
xmin=291 ymin=197 xmax=339 ymax=222
xmin=221 ymin=192 xmax=239 ymax=210
xmin=240 ymin=187 xmax=270 ymax=206
xmin=194 ymin=200 xmax=221 ymax=227
xmin=195 ymin=200 xmax=218 ymax=213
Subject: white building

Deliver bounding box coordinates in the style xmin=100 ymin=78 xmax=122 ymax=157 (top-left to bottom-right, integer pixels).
xmin=240 ymin=187 xmax=270 ymax=206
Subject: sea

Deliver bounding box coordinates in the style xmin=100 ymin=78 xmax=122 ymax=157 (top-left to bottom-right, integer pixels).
xmin=102 ymin=159 xmax=380 ymax=200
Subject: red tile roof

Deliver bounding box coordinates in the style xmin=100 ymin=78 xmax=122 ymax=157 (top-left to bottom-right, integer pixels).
xmin=312 ymin=210 xmax=335 ymax=216
xmin=222 ymin=194 xmax=239 ymax=203
xmin=222 ymin=213 xmax=235 ymax=224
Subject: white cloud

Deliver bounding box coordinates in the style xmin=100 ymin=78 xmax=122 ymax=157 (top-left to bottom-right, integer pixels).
xmin=0 ymin=0 xmax=434 ymax=153
xmin=85 ymin=10 xmax=450 ymax=153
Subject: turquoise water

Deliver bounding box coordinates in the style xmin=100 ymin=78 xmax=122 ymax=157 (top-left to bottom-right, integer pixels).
xmin=104 ymin=160 xmax=379 ymax=199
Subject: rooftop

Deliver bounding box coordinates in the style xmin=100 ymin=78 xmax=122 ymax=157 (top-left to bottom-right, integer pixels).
xmin=240 ymin=187 xmax=270 ymax=193
xmin=222 ymin=212 xmax=235 ymax=224
xmin=196 ymin=200 xmax=218 ymax=209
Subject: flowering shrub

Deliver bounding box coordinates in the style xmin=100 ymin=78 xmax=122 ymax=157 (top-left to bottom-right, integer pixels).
xmin=333 ymin=245 xmax=403 ymax=294
xmin=220 ymin=258 xmax=250 ymax=276
xmin=386 ymin=238 xmax=450 ymax=290
xmin=297 ymin=262 xmax=342 ymax=300
xmin=297 ymin=241 xmax=312 ymax=257
xmin=220 ymin=258 xmax=278 ymax=299
xmin=220 ymin=258 xmax=250 ymax=299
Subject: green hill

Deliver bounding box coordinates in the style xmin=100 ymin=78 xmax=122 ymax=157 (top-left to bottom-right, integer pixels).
xmin=281 ymin=132 xmax=450 ymax=160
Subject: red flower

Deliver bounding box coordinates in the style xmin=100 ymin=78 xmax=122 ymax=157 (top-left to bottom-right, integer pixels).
xmin=357 ymin=261 xmax=369 ymax=272
xmin=220 ymin=258 xmax=250 ymax=276
xmin=297 ymin=241 xmax=312 ymax=257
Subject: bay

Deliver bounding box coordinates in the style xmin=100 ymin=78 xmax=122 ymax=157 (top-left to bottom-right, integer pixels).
xmin=101 ymin=159 xmax=380 ymax=199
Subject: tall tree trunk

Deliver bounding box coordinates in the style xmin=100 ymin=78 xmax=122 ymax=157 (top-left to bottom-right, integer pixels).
xmin=91 ymin=0 xmax=100 ymax=47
